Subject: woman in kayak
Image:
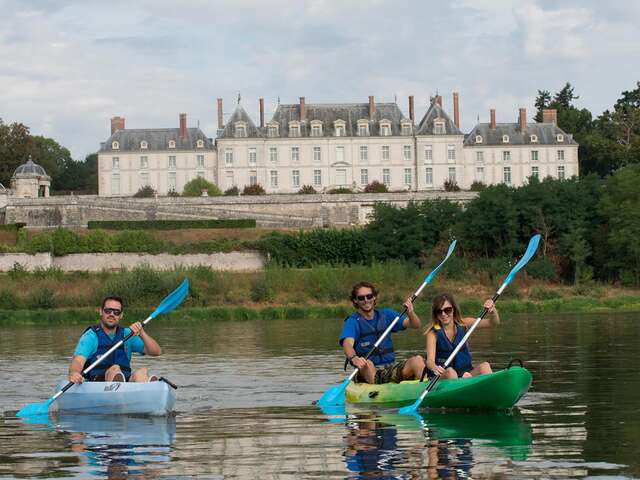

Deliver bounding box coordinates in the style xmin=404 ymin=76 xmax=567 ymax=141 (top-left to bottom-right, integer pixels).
xmin=424 ymin=293 xmax=499 ymax=379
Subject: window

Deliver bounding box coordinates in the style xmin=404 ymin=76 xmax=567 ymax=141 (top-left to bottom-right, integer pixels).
xmin=196 ymin=155 xmax=204 ymax=168
xmin=168 ymin=172 xmax=176 ymax=191
xmin=531 ymin=150 xmax=539 ymax=162
xmin=383 ymin=168 xmax=391 ymax=186
xmin=289 ymin=123 xmax=300 ymax=138
xmin=360 ymin=169 xmax=368 ymax=185
xmin=313 ymin=146 xmax=322 ymax=162
xmin=248 ymin=148 xmax=257 ymax=166
xmin=313 ymin=169 xmax=322 ymax=186
xmin=139 ymin=156 xmax=148 ymax=169
xmin=291 ymin=146 xmax=300 ymax=162
xmin=140 ymin=140 xmax=148 ymax=149
xmin=225 ymin=171 xmax=234 ymax=188
xmin=447 ymin=145 xmax=456 ymax=163
xmin=267 ymin=125 xmax=278 ymax=137
xmin=358 ymin=122 xmax=369 ymax=136
xmin=503 ymin=151 xmax=511 ymax=162
xmin=380 ymin=122 xmax=391 ymax=136
xmin=531 ymin=166 xmax=539 ymax=179
xmin=112 ymin=157 xmax=120 ymax=170
xmin=557 ymin=150 xmax=565 ymax=161
xmin=249 ymin=170 xmax=257 ymax=186
xmin=401 ymin=123 xmax=412 ymax=136
xmin=503 ymin=166 xmax=512 ymax=185
xmin=225 ymin=149 xmax=233 ymax=166
xmin=502 ymin=135 xmax=510 ymax=143
xmin=557 ymin=134 xmax=564 ymax=142
xmin=360 ymin=145 xmax=368 ymax=162
xmin=382 ymin=145 xmax=390 ymax=161
xmin=292 ymin=170 xmax=300 ymax=188
xmin=196 ymin=139 xmax=204 ymax=148
xmin=269 ymin=147 xmax=278 ymax=163
xmin=112 ymin=141 xmax=120 ymax=150
xmin=270 ymin=170 xmax=278 ymax=188
xmin=558 ymin=165 xmax=565 ymax=179
xmin=334 ymin=121 xmax=346 ymax=137
xmin=530 ymin=135 xmax=538 ymax=143
xmin=168 ymin=140 xmax=176 ymax=149
xmin=168 ymin=156 xmax=176 ymax=169
xmin=403 ymin=145 xmax=412 ymax=161
xmin=404 ymin=168 xmax=412 ymax=186
xmin=311 ymin=122 xmax=322 ymax=137
xmin=336 ymin=168 xmax=347 ymax=186
xmin=476 ymin=151 xmax=484 ymax=163
xmin=336 ymin=146 xmax=344 ymax=163
xmin=111 ymin=173 xmax=120 ymax=195
xmin=425 ymin=167 xmax=433 ymax=186
xmin=434 ymin=121 xmax=445 ymax=135
xmin=448 ymin=167 xmax=456 ymax=183
xmin=424 ymin=145 xmax=433 ymax=163
xmin=476 ymin=166 xmax=485 ymax=182
xmin=140 ymin=172 xmax=149 ymax=187
xmin=475 ymin=135 xmax=483 ymax=144
xmin=235 ymin=124 xmax=247 ymax=138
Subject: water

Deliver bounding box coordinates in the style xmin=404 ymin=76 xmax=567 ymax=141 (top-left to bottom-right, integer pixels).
xmin=1 ymin=312 xmax=639 ymax=478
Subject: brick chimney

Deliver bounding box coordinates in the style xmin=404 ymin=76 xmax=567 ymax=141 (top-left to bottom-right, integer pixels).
xmin=519 ymin=108 xmax=527 ymax=131
xmin=409 ymin=95 xmax=415 ymax=122
xmin=299 ymin=96 xmax=306 ymax=122
xmin=542 ymin=108 xmax=557 ymax=124
xmin=490 ymin=109 xmax=496 ymax=129
xmin=259 ymin=97 xmax=265 ymax=128
xmin=217 ymin=98 xmax=223 ymax=130
xmin=111 ymin=116 xmax=125 ymax=135
xmin=453 ymin=92 xmax=460 ymax=129
xmin=369 ymin=96 xmax=376 ymax=120
xmin=179 ymin=113 xmax=187 ymax=139
xmin=435 ymin=95 xmax=442 ymax=107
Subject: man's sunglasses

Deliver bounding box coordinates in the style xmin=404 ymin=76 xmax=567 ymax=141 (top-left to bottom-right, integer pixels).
xmin=435 ymin=306 xmax=454 ymax=316
xmin=355 ymin=293 xmax=375 ymax=302
xmin=103 ymin=308 xmax=122 ymax=316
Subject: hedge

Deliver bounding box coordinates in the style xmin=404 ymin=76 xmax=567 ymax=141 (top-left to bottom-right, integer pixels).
xmin=87 ymin=219 xmax=256 ymax=230
xmin=0 ymin=223 xmax=26 ymax=231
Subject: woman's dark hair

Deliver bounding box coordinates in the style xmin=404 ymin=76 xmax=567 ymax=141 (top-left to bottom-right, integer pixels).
xmin=101 ymin=295 xmax=124 ymax=310
xmin=350 ymin=281 xmax=378 ymax=308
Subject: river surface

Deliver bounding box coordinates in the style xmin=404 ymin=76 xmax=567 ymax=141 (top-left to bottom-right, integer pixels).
xmin=1 ymin=311 xmax=639 ymax=479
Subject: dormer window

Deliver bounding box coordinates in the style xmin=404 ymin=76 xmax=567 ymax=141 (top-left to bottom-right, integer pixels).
xmin=289 ymin=121 xmax=300 ymax=138
xmin=357 ymin=120 xmax=370 ymax=137
xmin=380 ymin=120 xmax=392 ymax=136
xmin=556 ymin=134 xmax=564 ymax=142
xmin=140 ymin=141 xmax=148 ymax=150
xmin=310 ymin=120 xmax=323 ymax=137
xmin=502 ymin=135 xmax=510 ymax=143
xmin=112 ymin=141 xmax=120 ymax=150
xmin=168 ymin=140 xmax=176 ymax=149
xmin=433 ymin=121 xmax=445 ymax=135
xmin=475 ymin=135 xmax=483 ymax=144
xmin=267 ymin=123 xmax=279 ymax=138
xmin=530 ymin=134 xmax=538 ymax=143
xmin=234 ymin=122 xmax=247 ymax=138
xmin=334 ymin=120 xmax=346 ymax=137
xmin=401 ymin=122 xmax=413 ymax=136
xmin=196 ymin=139 xmax=204 ymax=148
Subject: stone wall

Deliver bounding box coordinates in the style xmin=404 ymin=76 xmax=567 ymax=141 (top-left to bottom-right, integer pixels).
xmin=2 ymin=191 xmax=477 ymax=228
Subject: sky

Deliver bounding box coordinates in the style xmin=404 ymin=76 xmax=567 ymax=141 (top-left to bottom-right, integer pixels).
xmin=1 ymin=0 xmax=639 ymax=160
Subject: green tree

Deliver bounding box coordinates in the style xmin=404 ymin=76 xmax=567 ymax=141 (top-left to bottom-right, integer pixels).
xmin=0 ymin=119 xmax=31 ymax=186
xmin=182 ymin=177 xmax=222 ymax=197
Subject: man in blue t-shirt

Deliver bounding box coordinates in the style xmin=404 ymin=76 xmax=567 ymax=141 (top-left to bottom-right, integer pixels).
xmin=68 ymin=295 xmax=162 ymax=383
xmin=340 ymin=281 xmax=426 ymax=384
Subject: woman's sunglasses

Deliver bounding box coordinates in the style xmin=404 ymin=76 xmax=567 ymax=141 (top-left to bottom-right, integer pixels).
xmin=355 ymin=293 xmax=375 ymax=302
xmin=435 ymin=306 xmax=454 ymax=316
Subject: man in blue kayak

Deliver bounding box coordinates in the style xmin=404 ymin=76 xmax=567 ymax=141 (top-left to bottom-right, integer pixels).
xmin=340 ymin=282 xmax=426 ymax=384
xmin=67 ymin=295 xmax=162 ymax=383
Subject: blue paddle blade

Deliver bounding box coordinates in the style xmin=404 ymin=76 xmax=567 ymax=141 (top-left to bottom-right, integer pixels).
xmin=398 ymin=403 xmax=423 ymax=416
xmin=317 ymin=379 xmax=350 ymax=408
xmin=424 ymin=240 xmax=457 ymax=284
xmin=150 ymin=279 xmax=190 ymax=319
xmin=16 ymin=398 xmax=53 ymax=418
xmin=503 ymin=234 xmax=541 ymax=287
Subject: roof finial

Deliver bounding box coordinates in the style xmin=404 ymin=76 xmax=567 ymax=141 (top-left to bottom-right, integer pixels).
xmin=277 ymin=96 xmax=281 ymax=105
xmin=394 ymin=94 xmax=397 ymax=103
xmin=237 ymin=92 xmax=241 ymax=104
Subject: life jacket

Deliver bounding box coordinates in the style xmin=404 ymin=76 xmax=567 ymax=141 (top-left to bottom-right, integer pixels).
xmin=346 ymin=310 xmax=396 ymax=367
xmin=83 ymin=325 xmax=131 ymax=381
xmin=434 ymin=323 xmax=473 ymax=376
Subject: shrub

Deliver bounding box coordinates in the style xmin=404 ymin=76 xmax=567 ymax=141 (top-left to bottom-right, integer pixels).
xmin=224 ymin=186 xmax=240 ymax=196
xmin=327 ymin=187 xmax=353 ymax=194
xmin=111 ymin=230 xmax=165 ymax=253
xmin=0 ymin=290 xmax=20 ymax=309
xmin=243 ymin=184 xmax=266 ymax=195
xmin=167 ymin=189 xmax=180 ymax=197
xmin=182 ymin=177 xmax=222 ymax=197
xmin=8 ymin=262 xmax=28 ymax=280
xmin=443 ymin=179 xmax=460 ymax=192
xmin=88 ymin=219 xmax=256 ymax=230
xmin=133 ymin=185 xmax=156 ymax=198
xmin=27 ymin=287 xmax=57 ymax=309
xmin=526 ymin=257 xmax=558 ymax=281
xmin=298 ymin=185 xmax=317 ymax=194
xmin=364 ymin=181 xmax=388 ymax=193
xmin=529 ymin=287 xmax=562 ymax=301
xmin=250 ymin=276 xmax=275 ymax=302
xmin=469 ymin=181 xmax=487 ymax=192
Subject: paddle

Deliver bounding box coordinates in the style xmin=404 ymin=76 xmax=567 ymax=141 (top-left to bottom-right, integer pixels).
xmin=316 ymin=240 xmax=457 ymax=409
xmin=16 ymin=278 xmax=190 ymax=418
xmin=398 ymin=234 xmax=541 ymax=415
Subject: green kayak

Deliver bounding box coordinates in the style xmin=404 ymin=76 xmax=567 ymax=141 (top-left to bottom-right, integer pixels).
xmin=346 ymin=367 xmax=532 ymax=410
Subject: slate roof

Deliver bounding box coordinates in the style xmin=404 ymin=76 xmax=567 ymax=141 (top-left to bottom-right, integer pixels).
xmin=12 ymin=157 xmax=50 ymax=178
xmin=415 ymin=102 xmax=463 ymax=136
xmin=463 ymin=123 xmax=578 ymax=146
xmin=100 ymin=128 xmax=214 ymax=152
xmin=218 ymin=105 xmax=263 ymax=139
